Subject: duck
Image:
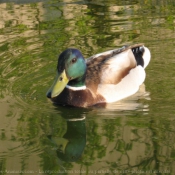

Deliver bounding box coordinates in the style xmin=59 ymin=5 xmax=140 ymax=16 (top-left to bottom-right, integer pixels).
xmin=47 ymin=44 xmax=151 ymax=107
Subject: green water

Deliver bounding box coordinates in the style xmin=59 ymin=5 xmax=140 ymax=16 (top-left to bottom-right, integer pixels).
xmin=0 ymin=0 xmax=175 ymax=174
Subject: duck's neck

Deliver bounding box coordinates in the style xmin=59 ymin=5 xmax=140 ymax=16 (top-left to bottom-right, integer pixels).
xmin=67 ymin=75 xmax=86 ymax=89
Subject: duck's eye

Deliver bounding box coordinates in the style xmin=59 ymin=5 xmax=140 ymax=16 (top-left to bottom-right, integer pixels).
xmin=71 ymin=58 xmax=77 ymax=63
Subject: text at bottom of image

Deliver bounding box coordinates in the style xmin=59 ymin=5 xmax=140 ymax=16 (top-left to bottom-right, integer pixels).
xmin=1 ymin=169 xmax=171 ymax=174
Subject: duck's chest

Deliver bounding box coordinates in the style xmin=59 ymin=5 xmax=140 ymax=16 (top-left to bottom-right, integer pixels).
xmin=51 ymin=88 xmax=105 ymax=107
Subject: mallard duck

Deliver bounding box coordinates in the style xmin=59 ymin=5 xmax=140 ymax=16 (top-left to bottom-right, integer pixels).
xmin=47 ymin=44 xmax=151 ymax=107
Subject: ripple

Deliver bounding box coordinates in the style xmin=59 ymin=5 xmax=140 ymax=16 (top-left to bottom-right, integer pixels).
xmin=1 ymin=0 xmax=175 ymax=173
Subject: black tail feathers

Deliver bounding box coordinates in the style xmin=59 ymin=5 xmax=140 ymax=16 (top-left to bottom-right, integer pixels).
xmin=132 ymin=46 xmax=145 ymax=67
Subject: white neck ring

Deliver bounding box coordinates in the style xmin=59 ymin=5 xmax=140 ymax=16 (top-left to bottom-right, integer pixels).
xmin=66 ymin=85 xmax=86 ymax=91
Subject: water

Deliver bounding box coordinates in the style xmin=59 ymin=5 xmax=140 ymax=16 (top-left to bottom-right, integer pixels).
xmin=0 ymin=0 xmax=175 ymax=174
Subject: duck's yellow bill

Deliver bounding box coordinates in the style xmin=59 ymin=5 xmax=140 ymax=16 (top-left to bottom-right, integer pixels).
xmin=47 ymin=70 xmax=69 ymax=98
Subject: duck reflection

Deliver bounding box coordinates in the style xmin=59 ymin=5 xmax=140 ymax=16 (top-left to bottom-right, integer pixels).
xmin=47 ymin=83 xmax=150 ymax=162
xmin=48 ymin=107 xmax=87 ymax=162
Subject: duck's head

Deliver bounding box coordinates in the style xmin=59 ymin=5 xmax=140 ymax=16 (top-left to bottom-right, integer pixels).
xmin=47 ymin=48 xmax=87 ymax=98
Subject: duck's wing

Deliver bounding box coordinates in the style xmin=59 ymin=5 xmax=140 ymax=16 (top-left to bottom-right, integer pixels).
xmin=85 ymin=44 xmax=144 ymax=85
xmin=85 ymin=44 xmax=151 ymax=102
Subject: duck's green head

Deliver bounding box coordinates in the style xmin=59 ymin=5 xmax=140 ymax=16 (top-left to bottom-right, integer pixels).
xmin=47 ymin=48 xmax=87 ymax=98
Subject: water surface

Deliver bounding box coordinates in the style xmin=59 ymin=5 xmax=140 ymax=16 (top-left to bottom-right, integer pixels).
xmin=0 ymin=0 xmax=175 ymax=174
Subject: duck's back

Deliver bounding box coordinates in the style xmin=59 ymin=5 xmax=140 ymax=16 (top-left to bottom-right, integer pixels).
xmin=85 ymin=44 xmax=151 ymax=103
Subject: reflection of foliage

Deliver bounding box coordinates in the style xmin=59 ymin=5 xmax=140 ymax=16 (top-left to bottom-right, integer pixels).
xmin=0 ymin=159 xmax=6 ymax=174
xmin=84 ymin=121 xmax=100 ymax=164
xmin=80 ymin=114 xmax=173 ymax=175
xmin=0 ymin=0 xmax=175 ymax=174
xmin=16 ymin=109 xmax=68 ymax=174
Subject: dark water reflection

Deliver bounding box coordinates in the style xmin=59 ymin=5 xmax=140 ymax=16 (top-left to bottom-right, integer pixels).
xmin=0 ymin=0 xmax=175 ymax=174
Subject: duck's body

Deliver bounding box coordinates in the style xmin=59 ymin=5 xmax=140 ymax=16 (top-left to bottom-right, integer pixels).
xmin=47 ymin=44 xmax=151 ymax=107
